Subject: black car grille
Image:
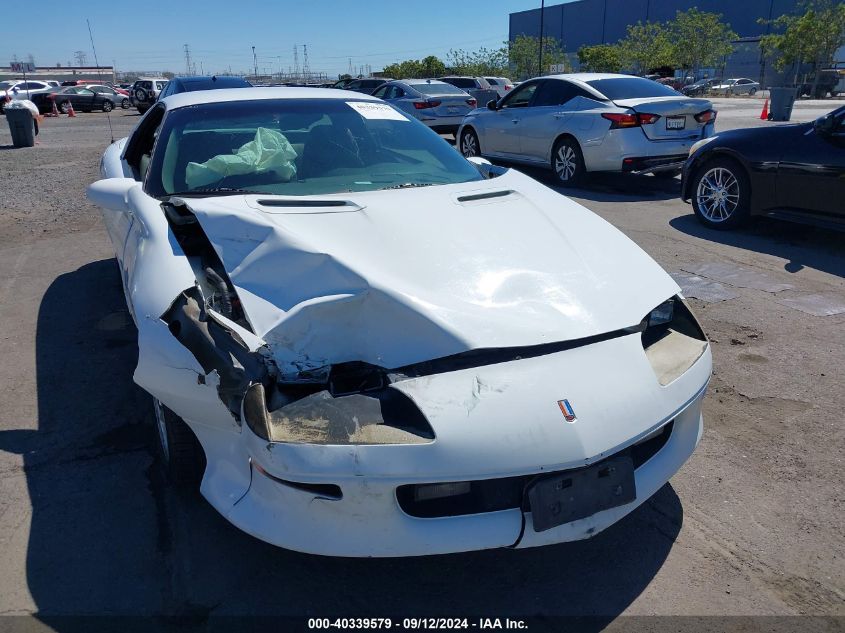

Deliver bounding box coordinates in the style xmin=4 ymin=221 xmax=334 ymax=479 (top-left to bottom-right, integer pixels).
xmin=396 ymin=421 xmax=673 ymax=519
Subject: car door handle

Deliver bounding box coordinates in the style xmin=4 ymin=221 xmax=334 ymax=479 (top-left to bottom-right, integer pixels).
xmin=511 ymin=119 xmax=519 ymax=124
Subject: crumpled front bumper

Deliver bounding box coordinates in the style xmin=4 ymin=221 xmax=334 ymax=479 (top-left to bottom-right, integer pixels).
xmin=202 ymin=332 xmax=710 ymax=557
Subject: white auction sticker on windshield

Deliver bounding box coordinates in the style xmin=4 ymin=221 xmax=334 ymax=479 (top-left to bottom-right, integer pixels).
xmin=347 ymin=101 xmax=409 ymax=121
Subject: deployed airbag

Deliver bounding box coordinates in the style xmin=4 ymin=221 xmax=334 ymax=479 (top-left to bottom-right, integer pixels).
xmin=185 ymin=127 xmax=297 ymax=189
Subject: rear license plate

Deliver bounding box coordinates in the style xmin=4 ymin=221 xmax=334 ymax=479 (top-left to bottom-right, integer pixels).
xmin=447 ymin=106 xmax=459 ymax=113
xmin=526 ymin=454 xmax=636 ymax=532
xmin=666 ymin=116 xmax=686 ymax=130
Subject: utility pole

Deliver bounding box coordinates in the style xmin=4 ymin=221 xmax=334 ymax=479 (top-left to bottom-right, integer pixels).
xmin=252 ymin=46 xmax=258 ymax=79
xmin=184 ymin=44 xmax=192 ymax=76
xmin=293 ymin=45 xmax=300 ymax=79
xmin=538 ymin=0 xmax=545 ymax=76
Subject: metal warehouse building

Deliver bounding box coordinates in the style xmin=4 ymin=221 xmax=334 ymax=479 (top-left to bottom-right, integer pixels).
xmin=509 ymin=0 xmax=824 ymax=87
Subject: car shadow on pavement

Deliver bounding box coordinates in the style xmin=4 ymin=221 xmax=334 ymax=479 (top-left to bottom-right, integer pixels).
xmin=670 ymin=214 xmax=845 ymax=278
xmin=514 ymin=165 xmax=681 ymax=203
xmin=8 ymin=257 xmax=684 ymax=630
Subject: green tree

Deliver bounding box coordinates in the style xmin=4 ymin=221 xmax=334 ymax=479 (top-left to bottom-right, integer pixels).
xmin=447 ymin=46 xmax=508 ymax=76
xmin=383 ymin=56 xmax=446 ymax=79
xmin=419 ymin=55 xmax=446 ymax=77
xmin=577 ymin=44 xmax=623 ymax=72
xmin=760 ymin=0 xmax=845 ymax=93
xmin=507 ymin=35 xmax=566 ymax=80
xmin=670 ymin=8 xmax=737 ymax=77
xmin=619 ymin=21 xmax=675 ymax=74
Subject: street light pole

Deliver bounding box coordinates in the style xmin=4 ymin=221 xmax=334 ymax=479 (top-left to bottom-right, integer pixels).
xmin=252 ymin=46 xmax=258 ymax=80
xmin=538 ymin=0 xmax=545 ymax=77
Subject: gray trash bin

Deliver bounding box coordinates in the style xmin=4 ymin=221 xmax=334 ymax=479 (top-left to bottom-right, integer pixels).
xmin=5 ymin=107 xmax=35 ymax=147
xmin=768 ymin=87 xmax=797 ymax=122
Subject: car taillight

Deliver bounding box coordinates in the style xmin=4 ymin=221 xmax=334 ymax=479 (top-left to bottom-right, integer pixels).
xmin=601 ymin=112 xmax=640 ymax=128
xmin=637 ymin=113 xmax=661 ymax=125
xmin=414 ymin=100 xmax=441 ymax=110
xmin=694 ymin=109 xmax=717 ymax=124
xmin=466 ymin=98 xmax=476 ymax=107
xmin=504 ymin=85 xmax=512 ymax=90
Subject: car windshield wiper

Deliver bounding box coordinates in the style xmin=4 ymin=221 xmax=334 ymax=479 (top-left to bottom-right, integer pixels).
xmin=377 ymin=182 xmax=438 ymax=190
xmin=165 ymin=187 xmax=263 ymax=198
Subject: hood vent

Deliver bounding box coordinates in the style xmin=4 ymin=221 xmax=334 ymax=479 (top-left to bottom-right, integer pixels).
xmin=456 ymin=190 xmax=514 ymax=203
xmin=258 ymin=199 xmax=351 ymax=208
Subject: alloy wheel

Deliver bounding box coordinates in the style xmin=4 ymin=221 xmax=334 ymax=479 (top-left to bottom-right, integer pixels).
xmin=696 ymin=167 xmax=740 ymax=222
xmin=555 ymin=145 xmax=577 ymax=181
xmin=461 ymin=131 xmax=478 ymax=157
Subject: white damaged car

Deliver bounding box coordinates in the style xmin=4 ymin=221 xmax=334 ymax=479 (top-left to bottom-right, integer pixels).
xmin=88 ymin=88 xmax=711 ymax=557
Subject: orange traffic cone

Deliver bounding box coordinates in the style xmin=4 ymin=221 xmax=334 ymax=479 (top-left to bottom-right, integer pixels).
xmin=47 ymin=98 xmax=59 ymax=117
xmin=759 ymin=98 xmax=769 ymax=120
xmin=67 ymin=101 xmax=76 ymax=117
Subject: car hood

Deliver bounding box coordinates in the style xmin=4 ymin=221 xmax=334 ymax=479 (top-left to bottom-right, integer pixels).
xmin=182 ymin=169 xmax=679 ymax=373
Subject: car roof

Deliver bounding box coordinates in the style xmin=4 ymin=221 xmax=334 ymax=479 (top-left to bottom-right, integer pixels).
xmin=161 ymin=86 xmax=380 ymax=110
xmin=403 ymin=79 xmax=451 ymax=85
xmin=173 ymin=76 xmax=251 ymax=90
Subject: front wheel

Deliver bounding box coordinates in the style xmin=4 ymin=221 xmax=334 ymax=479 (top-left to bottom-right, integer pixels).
xmin=690 ymin=158 xmax=751 ymax=230
xmin=152 ymin=398 xmax=205 ymax=486
xmin=59 ymin=100 xmax=71 ymax=114
xmin=102 ymin=100 xmax=113 ymax=112
xmin=551 ymin=137 xmax=586 ymax=186
xmin=749 ymin=88 xmax=757 ymax=96
xmin=121 ymin=98 xmax=130 ymax=109
xmin=460 ymin=128 xmax=480 ymax=157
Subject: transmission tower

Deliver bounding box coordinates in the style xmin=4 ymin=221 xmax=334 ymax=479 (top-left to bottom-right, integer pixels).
xmin=184 ymin=44 xmax=193 ymax=76
xmin=73 ymin=50 xmax=87 ymax=66
xmin=302 ymin=44 xmax=310 ymax=79
xmin=293 ymin=45 xmax=300 ymax=79
xmin=348 ymin=58 xmax=353 ymax=76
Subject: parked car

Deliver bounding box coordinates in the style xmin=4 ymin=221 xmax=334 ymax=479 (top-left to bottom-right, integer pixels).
xmin=60 ymin=79 xmax=89 ymax=86
xmin=458 ymin=73 xmax=716 ymax=185
xmin=711 ymin=78 xmax=759 ymax=96
xmin=329 ymin=78 xmax=354 ymax=89
xmin=343 ymin=78 xmax=388 ymax=94
xmin=681 ymin=78 xmax=721 ymax=97
xmin=131 ymin=77 xmax=169 ymax=113
xmin=371 ymin=79 xmax=476 ymax=134
xmin=85 ymin=84 xmax=131 ymax=109
xmin=156 ymin=75 xmax=251 ymax=100
xmin=484 ymin=76 xmax=514 ymax=98
xmin=40 ymin=85 xmax=124 ymax=113
xmin=0 ymin=79 xmax=54 ymax=113
xmin=86 ymin=86 xmax=711 ymax=557
xmin=682 ymin=105 xmax=844 ymax=230
xmin=799 ymin=69 xmax=843 ymax=99
xmin=441 ymin=76 xmax=498 ymax=108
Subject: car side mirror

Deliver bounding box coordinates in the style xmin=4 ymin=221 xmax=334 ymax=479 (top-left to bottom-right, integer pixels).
xmin=87 ymin=178 xmax=137 ymax=212
xmin=813 ymin=115 xmax=836 ymax=136
xmin=487 ymin=100 xmax=498 ymax=111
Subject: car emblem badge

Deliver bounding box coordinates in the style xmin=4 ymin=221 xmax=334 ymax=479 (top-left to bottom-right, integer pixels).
xmin=557 ymin=399 xmax=577 ymax=423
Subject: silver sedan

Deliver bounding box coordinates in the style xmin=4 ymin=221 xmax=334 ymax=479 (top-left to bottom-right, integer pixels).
xmin=458 ymin=73 xmax=716 ymax=185
xmin=372 ymin=79 xmax=477 ymax=134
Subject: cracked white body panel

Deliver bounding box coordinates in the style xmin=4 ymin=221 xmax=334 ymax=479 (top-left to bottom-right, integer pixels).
xmin=88 ymin=89 xmax=710 ymax=556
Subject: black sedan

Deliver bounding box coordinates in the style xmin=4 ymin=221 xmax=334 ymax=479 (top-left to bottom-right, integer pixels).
xmin=681 ymin=106 xmax=845 ymax=229
xmin=35 ymin=86 xmax=122 ymax=114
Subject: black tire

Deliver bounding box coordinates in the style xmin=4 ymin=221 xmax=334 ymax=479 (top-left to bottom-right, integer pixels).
xmin=134 ymin=87 xmax=148 ymax=103
xmin=749 ymin=88 xmax=757 ymax=96
xmin=690 ymin=157 xmax=751 ymax=230
xmin=121 ymin=98 xmax=130 ymax=109
xmin=551 ymin=136 xmax=586 ymax=186
xmin=59 ymin=100 xmax=71 ymax=114
xmin=153 ymin=398 xmax=205 ymax=486
xmin=102 ymin=100 xmax=113 ymax=112
xmin=459 ymin=127 xmax=480 ymax=157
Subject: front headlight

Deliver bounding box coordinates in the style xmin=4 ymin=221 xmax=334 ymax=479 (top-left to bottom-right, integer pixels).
xmin=689 ymin=136 xmax=717 ymax=156
xmin=639 ymin=297 xmax=708 ymax=386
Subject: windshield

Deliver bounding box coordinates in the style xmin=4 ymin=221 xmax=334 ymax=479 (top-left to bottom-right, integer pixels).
xmin=586 ymin=78 xmax=680 ymax=99
xmin=0 ymin=81 xmax=14 ymax=90
xmin=444 ymin=78 xmax=475 ymax=89
xmin=413 ymin=82 xmax=467 ymax=96
xmin=147 ymin=98 xmax=483 ymax=198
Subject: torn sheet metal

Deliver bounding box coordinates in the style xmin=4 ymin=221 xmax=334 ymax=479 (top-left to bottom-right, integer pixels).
xmin=681 ymin=262 xmax=793 ymax=293
xmin=670 ymin=272 xmax=739 ymax=303
xmin=181 ymin=169 xmax=680 ymax=373
xmin=776 ymin=293 xmax=845 ymax=317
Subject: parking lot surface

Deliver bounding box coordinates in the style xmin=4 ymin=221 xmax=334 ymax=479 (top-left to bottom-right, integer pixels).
xmin=0 ymin=100 xmax=843 ymax=626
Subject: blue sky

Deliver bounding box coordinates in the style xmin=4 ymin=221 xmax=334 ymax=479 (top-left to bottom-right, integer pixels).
xmin=2 ymin=0 xmax=550 ymax=77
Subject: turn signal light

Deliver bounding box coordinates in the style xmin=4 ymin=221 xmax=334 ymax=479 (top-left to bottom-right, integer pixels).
xmin=694 ymin=109 xmax=717 ymax=123
xmin=414 ymin=100 xmax=441 ymax=110
xmin=466 ymin=98 xmax=477 ymax=107
xmin=637 ymin=113 xmax=661 ymax=125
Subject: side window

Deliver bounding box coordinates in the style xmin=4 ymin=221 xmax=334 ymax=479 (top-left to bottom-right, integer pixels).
xmin=371 ymin=85 xmax=388 ymax=98
xmin=501 ymin=82 xmax=538 ymax=108
xmin=487 ymin=78 xmax=499 ymax=86
xmin=124 ymin=105 xmax=167 ymax=181
xmin=533 ymin=80 xmax=578 ymax=107
xmin=394 ymin=87 xmax=405 ymax=98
